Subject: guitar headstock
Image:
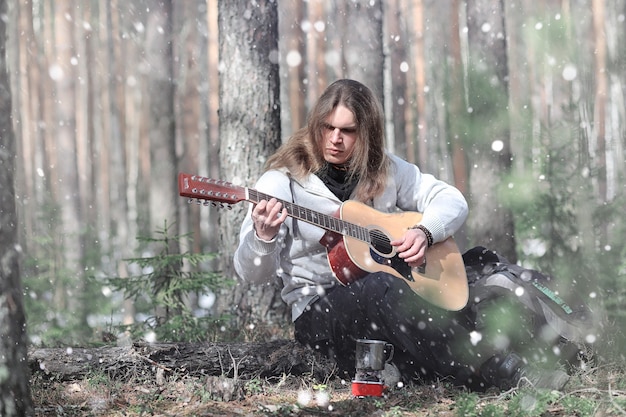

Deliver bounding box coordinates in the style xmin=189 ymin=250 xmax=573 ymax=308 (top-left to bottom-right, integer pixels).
xmin=178 ymin=173 xmax=247 ymax=205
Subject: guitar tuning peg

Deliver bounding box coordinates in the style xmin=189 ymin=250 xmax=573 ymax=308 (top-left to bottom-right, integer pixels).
xmin=195 ymin=199 xmax=202 ymax=205
xmin=203 ymin=200 xmax=210 ymax=206
xmin=226 ymin=204 xmax=233 ymax=210
xmin=211 ymin=202 xmax=218 ymax=207
xmin=187 ymin=198 xmax=193 ymax=204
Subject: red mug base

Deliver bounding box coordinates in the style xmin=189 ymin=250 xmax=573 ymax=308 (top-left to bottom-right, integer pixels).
xmin=351 ymin=381 xmax=384 ymax=397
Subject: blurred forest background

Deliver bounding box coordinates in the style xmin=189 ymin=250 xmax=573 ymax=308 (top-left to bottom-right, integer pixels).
xmin=5 ymin=0 xmax=625 ymax=355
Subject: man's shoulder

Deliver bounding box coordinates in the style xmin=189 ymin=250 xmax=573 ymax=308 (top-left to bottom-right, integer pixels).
xmin=386 ymin=152 xmax=415 ymax=167
xmin=255 ymin=169 xmax=291 ymax=193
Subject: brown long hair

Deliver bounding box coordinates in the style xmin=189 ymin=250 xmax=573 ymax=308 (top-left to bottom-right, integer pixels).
xmin=266 ymin=79 xmax=390 ymax=202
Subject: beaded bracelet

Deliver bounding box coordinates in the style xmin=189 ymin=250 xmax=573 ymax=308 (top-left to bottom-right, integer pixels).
xmin=411 ymin=224 xmax=434 ymax=247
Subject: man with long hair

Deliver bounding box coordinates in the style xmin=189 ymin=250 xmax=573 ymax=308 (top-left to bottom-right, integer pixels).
xmin=234 ymin=79 xmax=572 ymax=391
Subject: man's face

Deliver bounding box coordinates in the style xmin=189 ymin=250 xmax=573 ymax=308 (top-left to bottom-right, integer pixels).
xmin=321 ymin=105 xmax=358 ymax=165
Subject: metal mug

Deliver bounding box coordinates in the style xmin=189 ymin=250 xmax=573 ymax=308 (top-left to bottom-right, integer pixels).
xmin=355 ymin=339 xmax=394 ymax=371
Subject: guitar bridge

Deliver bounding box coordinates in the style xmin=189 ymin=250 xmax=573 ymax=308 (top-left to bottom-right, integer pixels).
xmin=416 ymin=259 xmax=426 ymax=275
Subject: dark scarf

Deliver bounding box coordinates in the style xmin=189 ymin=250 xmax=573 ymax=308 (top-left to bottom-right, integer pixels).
xmin=315 ymin=163 xmax=359 ymax=202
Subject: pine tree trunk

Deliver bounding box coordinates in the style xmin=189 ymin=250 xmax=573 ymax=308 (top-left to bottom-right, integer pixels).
xmin=217 ymin=0 xmax=288 ymax=332
xmin=334 ymin=0 xmax=385 ymax=99
xmin=381 ymin=0 xmax=407 ymax=156
xmin=591 ymin=0 xmax=608 ymax=232
xmin=305 ymin=0 xmax=327 ymax=106
xmin=0 ymin=0 xmax=33 ymax=411
xmin=446 ymin=0 xmax=470 ymax=250
xmin=147 ymin=0 xmax=179 ymax=238
xmin=279 ymin=0 xmax=306 ymax=138
xmin=52 ymin=0 xmax=87 ymax=326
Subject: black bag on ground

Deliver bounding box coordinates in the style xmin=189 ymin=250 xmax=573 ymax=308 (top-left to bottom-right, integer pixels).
xmin=462 ymin=246 xmax=595 ymax=368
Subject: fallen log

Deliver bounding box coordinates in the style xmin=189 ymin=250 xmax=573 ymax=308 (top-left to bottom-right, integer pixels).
xmin=28 ymin=339 xmax=335 ymax=383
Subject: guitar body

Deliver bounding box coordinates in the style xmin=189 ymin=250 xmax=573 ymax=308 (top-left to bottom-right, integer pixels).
xmin=322 ymin=200 xmax=469 ymax=311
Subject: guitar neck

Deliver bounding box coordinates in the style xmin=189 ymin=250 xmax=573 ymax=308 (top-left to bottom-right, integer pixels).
xmin=177 ymin=173 xmax=369 ymax=242
xmin=246 ymin=188 xmax=369 ymax=242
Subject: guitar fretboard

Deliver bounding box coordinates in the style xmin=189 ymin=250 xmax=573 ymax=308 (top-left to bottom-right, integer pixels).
xmin=247 ymin=188 xmax=372 ymax=243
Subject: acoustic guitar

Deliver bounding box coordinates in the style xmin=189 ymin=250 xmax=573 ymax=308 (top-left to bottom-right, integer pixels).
xmin=178 ymin=173 xmax=469 ymax=311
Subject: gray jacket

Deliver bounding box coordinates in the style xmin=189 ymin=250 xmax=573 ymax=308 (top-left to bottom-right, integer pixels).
xmin=233 ymin=153 xmax=469 ymax=321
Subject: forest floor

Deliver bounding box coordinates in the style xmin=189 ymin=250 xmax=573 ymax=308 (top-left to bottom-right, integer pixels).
xmin=30 ymin=362 xmax=626 ymax=417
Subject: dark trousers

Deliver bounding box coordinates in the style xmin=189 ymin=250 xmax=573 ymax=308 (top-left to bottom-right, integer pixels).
xmin=294 ymin=272 xmax=481 ymax=385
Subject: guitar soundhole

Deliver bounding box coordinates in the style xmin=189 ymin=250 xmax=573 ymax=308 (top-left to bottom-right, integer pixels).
xmin=368 ymin=228 xmax=416 ymax=281
xmin=369 ymin=229 xmax=393 ymax=255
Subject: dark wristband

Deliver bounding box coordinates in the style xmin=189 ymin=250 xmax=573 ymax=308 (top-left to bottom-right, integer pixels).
xmin=411 ymin=224 xmax=434 ymax=247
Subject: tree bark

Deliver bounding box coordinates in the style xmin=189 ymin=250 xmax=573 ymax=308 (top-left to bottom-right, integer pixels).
xmin=0 ymin=0 xmax=34 ymax=412
xmin=217 ymin=0 xmax=288 ymax=332
xmin=28 ymin=341 xmax=333 ymax=383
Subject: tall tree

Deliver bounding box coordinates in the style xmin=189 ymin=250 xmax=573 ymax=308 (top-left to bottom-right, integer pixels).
xmin=217 ymin=0 xmax=287 ymax=332
xmin=52 ymin=0 xmax=87 ymax=326
xmin=447 ymin=0 xmax=469 ymax=195
xmin=333 ymin=0 xmax=385 ymax=100
xmin=410 ymin=0 xmax=427 ymax=166
xmin=0 ymin=0 xmax=33 ymax=412
xmin=381 ymin=0 xmax=408 ymax=156
xmin=304 ymin=0 xmax=327 ymax=108
xmin=173 ymin=0 xmax=211 ymax=256
xmin=13 ymin=0 xmax=33 ymax=243
xmin=591 ymin=0 xmax=608 ymax=220
xmin=278 ymin=0 xmax=306 ymax=138
xmin=101 ymin=0 xmax=137 ymax=327
xmin=104 ymin=0 xmax=130 ymax=261
xmin=446 ymin=0 xmax=470 ymax=249
xmin=146 ymin=0 xmax=179 ymax=237
xmin=464 ymin=0 xmax=517 ymax=261
xmin=204 ymin=0 xmax=221 ymax=259
xmin=404 ymin=0 xmax=459 ymax=182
